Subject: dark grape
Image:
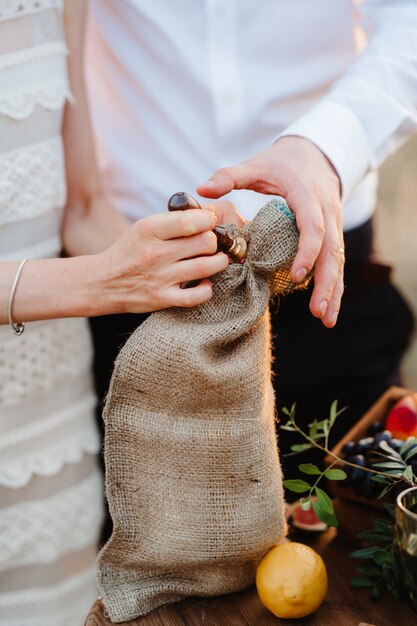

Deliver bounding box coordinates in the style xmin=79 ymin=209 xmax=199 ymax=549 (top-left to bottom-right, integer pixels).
xmin=367 ymin=421 xmax=384 ymax=436
xmin=356 ymin=437 xmax=374 ymax=454
xmin=365 ymin=449 xmax=380 ymax=466
xmin=373 ymin=429 xmax=393 ymax=445
xmin=390 ymin=438 xmax=404 ymax=452
xmin=350 ymin=454 xmax=367 ymax=483
xmin=341 ymin=464 xmax=353 ymax=484
xmin=342 ymin=441 xmax=356 ymax=456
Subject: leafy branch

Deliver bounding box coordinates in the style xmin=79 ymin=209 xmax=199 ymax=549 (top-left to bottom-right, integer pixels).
xmin=281 ymin=402 xmax=415 ymax=484
xmin=280 ymin=401 xmax=417 ymax=600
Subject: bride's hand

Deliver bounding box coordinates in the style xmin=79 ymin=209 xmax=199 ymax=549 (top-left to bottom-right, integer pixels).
xmin=1 ymin=209 xmax=227 ymax=325
xmin=93 ymin=209 xmax=229 ymax=313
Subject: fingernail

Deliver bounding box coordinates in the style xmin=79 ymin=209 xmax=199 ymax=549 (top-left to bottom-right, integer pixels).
xmin=329 ymin=311 xmax=338 ymax=327
xmin=295 ymin=267 xmax=307 ymax=282
xmin=319 ymin=301 xmax=328 ymax=317
xmin=204 ymin=179 xmax=215 ymax=186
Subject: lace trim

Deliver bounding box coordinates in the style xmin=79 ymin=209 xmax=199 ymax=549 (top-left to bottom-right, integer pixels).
xmin=0 ymin=472 xmax=103 ymax=572
xmin=0 ymin=40 xmax=68 ymax=70
xmin=0 ymin=392 xmax=97 ymax=450
xmin=0 ymin=396 xmax=100 ymax=488
xmin=0 ymin=0 xmax=62 ymax=20
xmin=0 ymin=136 xmax=66 ymax=227
xmin=0 ymin=317 xmax=93 ymax=406
xmin=0 ymin=81 xmax=72 ymax=120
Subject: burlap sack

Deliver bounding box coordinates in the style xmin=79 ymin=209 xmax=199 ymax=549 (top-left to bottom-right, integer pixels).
xmin=97 ymin=198 xmax=310 ymax=623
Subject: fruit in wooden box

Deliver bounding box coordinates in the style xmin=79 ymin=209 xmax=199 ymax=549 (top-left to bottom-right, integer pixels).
xmin=325 ymin=387 xmax=413 ymax=506
xmin=385 ymin=394 xmax=417 ymax=440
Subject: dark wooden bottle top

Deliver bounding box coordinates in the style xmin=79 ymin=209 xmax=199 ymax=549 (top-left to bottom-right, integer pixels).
xmin=167 ymin=191 xmax=246 ymax=261
xmin=167 ymin=192 xmax=201 ymax=212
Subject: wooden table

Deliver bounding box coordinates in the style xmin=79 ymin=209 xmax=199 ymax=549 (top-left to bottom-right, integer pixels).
xmin=85 ymin=502 xmax=417 ymax=626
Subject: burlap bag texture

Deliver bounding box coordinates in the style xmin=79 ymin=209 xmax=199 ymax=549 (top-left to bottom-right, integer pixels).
xmin=98 ymin=198 xmax=309 ymax=623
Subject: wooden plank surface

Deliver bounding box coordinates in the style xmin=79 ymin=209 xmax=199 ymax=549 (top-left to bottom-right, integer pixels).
xmin=85 ymin=503 xmax=417 ymax=626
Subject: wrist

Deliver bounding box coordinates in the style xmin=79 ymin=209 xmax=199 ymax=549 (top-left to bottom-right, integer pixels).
xmin=3 ymin=255 xmax=119 ymax=323
xmin=85 ymin=251 xmax=129 ymax=316
xmin=273 ymin=135 xmax=342 ymax=199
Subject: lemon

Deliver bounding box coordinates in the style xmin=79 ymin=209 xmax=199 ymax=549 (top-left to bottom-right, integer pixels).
xmin=256 ymin=542 xmax=328 ymax=619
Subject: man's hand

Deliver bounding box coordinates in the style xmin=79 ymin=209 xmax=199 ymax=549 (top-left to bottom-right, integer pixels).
xmin=197 ymin=136 xmax=344 ymax=328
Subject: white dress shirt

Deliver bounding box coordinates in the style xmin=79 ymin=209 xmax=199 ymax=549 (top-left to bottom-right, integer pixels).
xmin=86 ymin=0 xmax=417 ymax=230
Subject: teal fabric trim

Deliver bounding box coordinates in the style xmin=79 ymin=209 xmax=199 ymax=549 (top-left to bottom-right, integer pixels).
xmin=270 ymin=198 xmax=299 ymax=233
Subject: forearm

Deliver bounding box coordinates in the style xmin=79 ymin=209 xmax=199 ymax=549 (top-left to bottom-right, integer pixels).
xmin=279 ymin=0 xmax=417 ymax=199
xmin=0 ymin=256 xmax=109 ymax=324
xmin=62 ymin=0 xmax=130 ymax=257
xmin=1 ymin=209 xmax=228 ymax=325
xmin=62 ymin=195 xmax=131 ymax=256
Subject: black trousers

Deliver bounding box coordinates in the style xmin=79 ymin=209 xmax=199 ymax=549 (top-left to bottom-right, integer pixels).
xmin=90 ymin=217 xmax=414 ymax=535
xmin=273 ymin=219 xmax=414 ymax=480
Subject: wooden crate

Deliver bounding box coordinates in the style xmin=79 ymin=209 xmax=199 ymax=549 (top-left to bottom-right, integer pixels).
xmin=324 ymin=386 xmax=412 ymax=506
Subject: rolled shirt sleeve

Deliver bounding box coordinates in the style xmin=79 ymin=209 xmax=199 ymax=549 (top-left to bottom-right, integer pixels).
xmin=278 ymin=0 xmax=417 ymax=201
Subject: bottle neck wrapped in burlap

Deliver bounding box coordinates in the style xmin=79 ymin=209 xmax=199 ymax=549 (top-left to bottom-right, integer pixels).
xmin=97 ymin=198 xmax=310 ymax=623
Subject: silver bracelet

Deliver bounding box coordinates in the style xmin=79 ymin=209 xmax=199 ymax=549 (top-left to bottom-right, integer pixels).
xmin=8 ymin=258 xmax=29 ymax=336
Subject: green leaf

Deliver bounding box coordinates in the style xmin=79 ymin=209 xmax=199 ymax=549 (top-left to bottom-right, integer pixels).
xmin=357 ymin=531 xmax=392 ymax=543
xmin=372 ymin=461 xmax=405 ymax=470
xmin=382 ymin=565 xmax=399 ymax=592
xmin=403 ymin=465 xmax=414 ymax=481
xmin=382 ymin=503 xmax=395 ymax=518
xmin=329 ymin=400 xmax=347 ymax=427
xmin=350 ymin=546 xmax=381 ymax=559
xmin=374 ymin=550 xmax=395 ymax=567
xmin=400 ymin=437 xmax=417 ymax=455
xmin=281 ymin=406 xmax=293 ymax=418
xmin=371 ymin=518 xmax=393 ymax=531
xmin=283 ymin=479 xmax=310 ymax=493
xmin=380 ymin=469 xmax=404 ymax=476
xmin=378 ymin=441 xmax=402 ymax=459
xmin=324 ymin=468 xmax=347 ymax=481
xmin=350 ymin=576 xmax=374 ymax=587
xmin=290 ymin=443 xmax=313 ymax=453
xmin=378 ymin=482 xmax=398 ymax=499
xmin=312 ymin=501 xmax=339 ymax=528
xmin=309 ymin=420 xmax=319 ymax=439
xmin=371 ymin=474 xmax=391 ymax=484
xmin=279 ymin=424 xmax=296 ymax=431
xmin=356 ymin=563 xmax=382 ymax=578
xmin=404 ymin=445 xmax=417 ymax=462
xmin=298 ymin=463 xmax=322 ymax=475
xmin=315 ymin=487 xmax=334 ymax=514
xmin=371 ymin=585 xmax=381 ymax=600
xmin=329 ymin=400 xmax=339 ymax=427
xmin=299 ymin=497 xmax=311 ymax=511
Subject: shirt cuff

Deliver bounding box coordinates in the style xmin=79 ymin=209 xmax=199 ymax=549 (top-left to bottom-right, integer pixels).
xmin=277 ymin=100 xmax=371 ymax=201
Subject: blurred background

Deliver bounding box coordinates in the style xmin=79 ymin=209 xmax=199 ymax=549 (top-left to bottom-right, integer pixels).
xmin=376 ymin=135 xmax=417 ymax=389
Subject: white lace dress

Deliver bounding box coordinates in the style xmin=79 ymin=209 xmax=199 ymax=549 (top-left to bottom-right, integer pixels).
xmin=0 ymin=2 xmax=103 ymax=625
